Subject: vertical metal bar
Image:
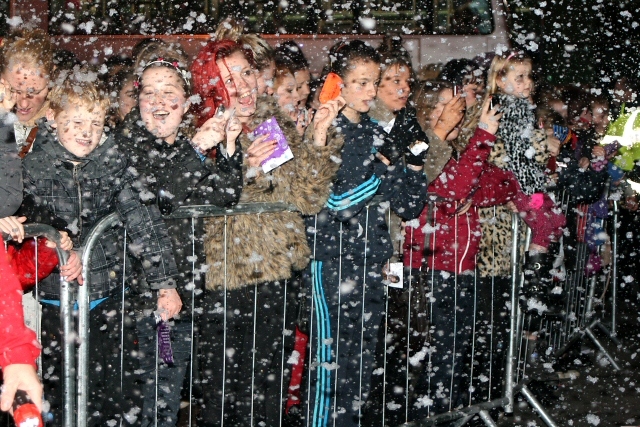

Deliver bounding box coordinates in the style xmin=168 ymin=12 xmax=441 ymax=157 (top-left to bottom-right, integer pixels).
xmin=120 ymin=231 xmax=128 ymax=425
xmin=468 ymin=265 xmax=478 ymax=407
xmin=60 ymin=270 xmax=75 ymax=427
xmin=427 ymin=209 xmax=437 ymax=418
xmin=189 ymin=217 xmax=196 ymax=426
xmin=251 ymin=282 xmax=258 ymax=427
xmin=331 ymin=221 xmax=343 ymax=427
xmin=504 ymin=213 xmax=521 ymax=414
xmin=448 ymin=207 xmax=459 ymax=413
xmin=34 ymin=238 xmax=42 ymax=376
xmin=488 ymin=207 xmax=497 ymax=402
xmin=279 ymin=280 xmax=288 ymax=427
xmin=405 ymin=224 xmax=415 ymax=423
xmin=306 ymin=215 xmax=319 ymax=427
xmin=611 ymin=200 xmax=618 ymax=336
xmin=154 ymin=329 xmax=159 ymax=427
xmin=78 ymin=245 xmax=91 ymax=427
xmin=357 ymin=206 xmax=370 ymax=424
xmin=382 ymin=276 xmax=389 ymax=426
xmin=222 ymin=215 xmax=228 ymax=427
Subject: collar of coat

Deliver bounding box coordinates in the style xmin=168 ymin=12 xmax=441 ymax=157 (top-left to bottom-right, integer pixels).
xmin=28 ymin=123 xmax=126 ymax=178
xmin=118 ymin=107 xmax=193 ymax=155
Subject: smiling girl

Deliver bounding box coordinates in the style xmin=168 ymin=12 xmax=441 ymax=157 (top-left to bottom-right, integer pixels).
xmin=115 ymin=55 xmax=244 ymax=427
xmin=307 ymin=40 xmax=428 ymax=427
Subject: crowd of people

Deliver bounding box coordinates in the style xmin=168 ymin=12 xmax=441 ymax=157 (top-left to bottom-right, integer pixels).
xmin=0 ymin=19 xmax=638 ymax=427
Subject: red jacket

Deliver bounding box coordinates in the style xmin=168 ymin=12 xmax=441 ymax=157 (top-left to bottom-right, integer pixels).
xmin=403 ymin=128 xmax=519 ymax=273
xmin=0 ymin=241 xmax=42 ymax=369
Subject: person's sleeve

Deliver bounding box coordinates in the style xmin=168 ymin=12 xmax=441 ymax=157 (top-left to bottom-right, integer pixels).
xmin=557 ymin=158 xmax=609 ymax=204
xmin=16 ymin=193 xmax=70 ymax=233
xmin=430 ymin=128 xmax=496 ymax=200
xmin=423 ymin=128 xmax=453 ymax=185
xmin=471 ymin=164 xmax=520 ymax=207
xmin=0 ymin=242 xmax=41 ymax=369
xmin=197 ymin=143 xmax=244 ymax=207
xmin=286 ymin=124 xmax=345 ymax=215
xmin=0 ymin=121 xmax=23 ymax=217
xmin=116 ymin=176 xmax=179 ymax=290
xmin=379 ymin=158 xmax=428 ymax=221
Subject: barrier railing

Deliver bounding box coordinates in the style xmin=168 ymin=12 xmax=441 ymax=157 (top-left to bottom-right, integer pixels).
xmin=17 ymin=195 xmax=624 ymax=427
xmin=5 ymin=224 xmax=72 ymax=427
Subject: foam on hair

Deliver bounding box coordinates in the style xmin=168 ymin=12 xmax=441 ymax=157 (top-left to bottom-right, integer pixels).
xmin=485 ymin=50 xmax=532 ymax=96
xmin=0 ymin=28 xmax=55 ymax=77
xmin=49 ymin=67 xmax=110 ymax=116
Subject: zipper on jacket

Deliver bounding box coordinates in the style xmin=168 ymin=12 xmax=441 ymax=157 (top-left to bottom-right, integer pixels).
xmin=73 ymin=163 xmax=83 ymax=237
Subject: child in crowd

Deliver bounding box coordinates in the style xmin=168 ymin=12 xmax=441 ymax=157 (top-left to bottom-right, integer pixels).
xmin=116 ymin=53 xmax=243 ymax=427
xmin=307 ymin=40 xmax=427 ymax=427
xmin=20 ymin=69 xmax=182 ymax=426
xmin=105 ymin=66 xmax=136 ymax=130
xmin=405 ymin=85 xmax=515 ymax=420
xmin=276 ymin=41 xmax=311 ymax=105
xmin=272 ymin=58 xmax=305 ymax=134
xmin=191 ymin=39 xmax=344 ymax=427
xmin=0 ymin=28 xmax=53 ymax=154
xmin=479 ymin=51 xmax=566 ymax=303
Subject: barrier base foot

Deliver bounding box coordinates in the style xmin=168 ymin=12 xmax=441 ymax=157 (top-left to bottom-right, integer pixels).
xmin=520 ymin=384 xmax=559 ymax=427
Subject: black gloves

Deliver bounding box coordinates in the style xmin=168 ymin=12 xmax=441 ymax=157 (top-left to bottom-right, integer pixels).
xmin=377 ymin=107 xmax=429 ymax=167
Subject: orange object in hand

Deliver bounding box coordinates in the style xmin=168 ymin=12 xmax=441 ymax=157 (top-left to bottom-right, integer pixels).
xmin=13 ymin=390 xmax=43 ymax=427
xmin=318 ymin=72 xmax=343 ymax=104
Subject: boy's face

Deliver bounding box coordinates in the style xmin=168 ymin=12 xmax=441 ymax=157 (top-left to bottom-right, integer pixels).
xmin=54 ymin=104 xmax=105 ymax=158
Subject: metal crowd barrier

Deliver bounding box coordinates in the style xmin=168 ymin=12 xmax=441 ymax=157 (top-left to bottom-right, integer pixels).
xmin=5 ymin=224 xmax=72 ymax=427
xmin=19 ymin=195 xmax=623 ymax=427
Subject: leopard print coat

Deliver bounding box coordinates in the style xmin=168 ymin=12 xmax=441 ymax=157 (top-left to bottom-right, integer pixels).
xmin=476 ymin=106 xmax=550 ymax=278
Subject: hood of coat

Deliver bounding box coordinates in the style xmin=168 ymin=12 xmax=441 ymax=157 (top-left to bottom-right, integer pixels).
xmin=368 ymin=99 xmax=396 ymax=129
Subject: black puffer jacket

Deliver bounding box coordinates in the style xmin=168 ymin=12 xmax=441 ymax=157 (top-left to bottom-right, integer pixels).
xmin=21 ymin=127 xmax=179 ymax=301
xmin=115 ymin=108 xmax=243 ymax=316
xmin=0 ymin=113 xmax=22 ymax=217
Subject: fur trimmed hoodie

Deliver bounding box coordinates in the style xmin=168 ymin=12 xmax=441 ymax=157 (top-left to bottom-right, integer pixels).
xmin=204 ymin=96 xmax=344 ymax=290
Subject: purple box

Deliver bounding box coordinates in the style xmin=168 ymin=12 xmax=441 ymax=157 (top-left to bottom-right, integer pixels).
xmin=253 ymin=117 xmax=294 ymax=173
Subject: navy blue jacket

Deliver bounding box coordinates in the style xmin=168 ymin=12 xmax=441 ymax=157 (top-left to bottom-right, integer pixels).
xmin=307 ymin=113 xmax=427 ymax=264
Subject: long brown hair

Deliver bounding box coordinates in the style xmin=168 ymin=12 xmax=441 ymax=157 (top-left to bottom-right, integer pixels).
xmin=413 ymin=80 xmax=453 ymax=132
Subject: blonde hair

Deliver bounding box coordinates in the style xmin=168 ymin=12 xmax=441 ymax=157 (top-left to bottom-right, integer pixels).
xmin=0 ymin=28 xmax=54 ymax=78
xmin=485 ymin=51 xmax=533 ymax=96
xmin=213 ymin=17 xmax=245 ymax=41
xmin=49 ymin=69 xmax=110 ymax=117
xmin=213 ymin=18 xmax=274 ymax=72
xmin=239 ymin=34 xmax=274 ymax=71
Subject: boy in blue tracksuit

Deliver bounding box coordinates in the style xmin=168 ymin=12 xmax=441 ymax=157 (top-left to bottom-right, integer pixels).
xmin=306 ymin=40 xmax=427 ymax=427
